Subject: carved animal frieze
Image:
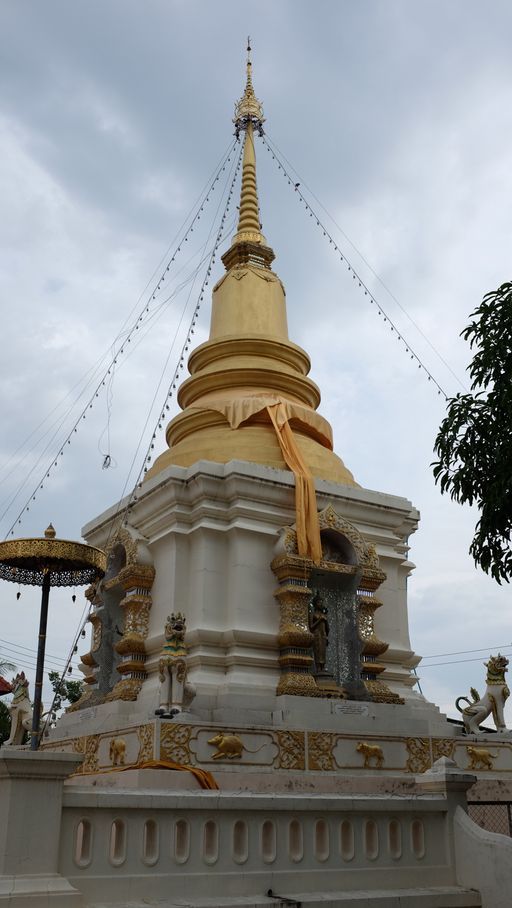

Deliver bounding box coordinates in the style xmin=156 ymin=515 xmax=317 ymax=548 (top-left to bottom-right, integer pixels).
xmin=109 ymin=737 xmax=126 ymax=766
xmin=207 ymin=732 xmax=267 ymax=760
xmin=466 ymin=745 xmax=497 ymax=771
xmin=357 ymin=741 xmax=384 ymax=769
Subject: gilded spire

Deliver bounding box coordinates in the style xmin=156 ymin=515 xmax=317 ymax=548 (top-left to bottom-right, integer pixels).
xmin=223 ymin=42 xmax=274 ymax=271
xmin=146 ymin=45 xmax=357 ymax=494
xmin=233 ymin=38 xmax=264 ymax=132
xmin=232 ymin=123 xmax=264 ymax=244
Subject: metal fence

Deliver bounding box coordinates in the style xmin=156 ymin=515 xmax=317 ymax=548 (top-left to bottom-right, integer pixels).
xmin=467 ymin=801 xmax=512 ymax=837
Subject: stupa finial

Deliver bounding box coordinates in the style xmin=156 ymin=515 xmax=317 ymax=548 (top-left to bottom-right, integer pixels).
xmin=223 ymin=42 xmax=274 ymax=269
xmin=233 ymin=37 xmax=265 ymax=137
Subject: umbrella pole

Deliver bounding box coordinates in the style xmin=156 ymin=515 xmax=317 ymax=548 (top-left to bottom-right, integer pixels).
xmin=30 ymin=569 xmax=51 ymax=751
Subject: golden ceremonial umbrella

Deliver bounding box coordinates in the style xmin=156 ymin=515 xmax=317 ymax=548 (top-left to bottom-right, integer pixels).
xmin=0 ymin=524 xmax=105 ymax=749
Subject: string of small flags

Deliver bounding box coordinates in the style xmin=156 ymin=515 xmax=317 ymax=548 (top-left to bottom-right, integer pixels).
xmin=120 ymin=139 xmax=245 ymax=524
xmin=261 ymin=134 xmax=448 ymax=400
xmin=4 ymin=139 xmax=240 ymax=539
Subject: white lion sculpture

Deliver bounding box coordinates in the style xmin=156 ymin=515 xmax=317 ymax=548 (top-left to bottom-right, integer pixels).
xmin=456 ymin=654 xmax=510 ymax=735
xmin=4 ymin=672 xmax=35 ymax=746
xmin=155 ymin=613 xmax=195 ymax=719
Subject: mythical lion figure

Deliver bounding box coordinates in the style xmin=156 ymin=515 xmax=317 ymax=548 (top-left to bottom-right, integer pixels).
xmin=456 ymin=654 xmax=510 ymax=735
xmin=4 ymin=672 xmax=38 ymax=746
xmin=155 ymin=613 xmax=195 ymax=718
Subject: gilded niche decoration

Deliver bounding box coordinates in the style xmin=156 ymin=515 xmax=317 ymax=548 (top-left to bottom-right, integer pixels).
xmin=405 ymin=737 xmax=456 ymax=774
xmin=406 ymin=738 xmax=430 ymax=774
xmin=432 ymin=738 xmax=457 ymax=763
xmin=160 ymin=723 xmax=193 ymax=765
xmin=80 ymin=735 xmax=99 ymax=774
xmin=137 ymin=724 xmax=154 ymax=764
xmin=69 ymin=526 xmax=155 ymax=709
xmin=272 ymin=504 xmax=401 ymax=704
xmin=275 ymin=730 xmax=305 ymax=770
xmin=308 ymin=732 xmax=336 ymax=771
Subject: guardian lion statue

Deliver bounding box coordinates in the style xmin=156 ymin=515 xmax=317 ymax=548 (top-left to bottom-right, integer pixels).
xmin=4 ymin=672 xmax=38 ymax=746
xmin=456 ymin=654 xmax=510 ymax=735
xmin=155 ymin=613 xmax=195 ymax=719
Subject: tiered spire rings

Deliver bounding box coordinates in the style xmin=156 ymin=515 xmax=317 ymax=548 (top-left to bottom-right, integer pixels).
xmin=223 ymin=41 xmax=274 ymax=269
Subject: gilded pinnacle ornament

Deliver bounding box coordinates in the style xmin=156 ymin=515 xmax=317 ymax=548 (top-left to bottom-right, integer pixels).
xmin=0 ymin=524 xmax=105 ymax=749
xmin=233 ymin=37 xmax=265 ymax=136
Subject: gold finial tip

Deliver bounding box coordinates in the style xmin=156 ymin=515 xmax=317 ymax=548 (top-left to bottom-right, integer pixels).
xmin=44 ymin=523 xmax=56 ymax=539
xmin=234 ymin=38 xmax=264 ymax=130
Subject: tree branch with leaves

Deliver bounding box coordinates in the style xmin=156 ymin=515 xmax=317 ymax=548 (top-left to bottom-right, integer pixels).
xmin=48 ymin=670 xmax=83 ymax=713
xmin=433 ymin=282 xmax=512 ymax=583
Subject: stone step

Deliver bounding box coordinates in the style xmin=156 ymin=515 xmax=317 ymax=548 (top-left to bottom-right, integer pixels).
xmin=101 ymin=886 xmax=482 ymax=908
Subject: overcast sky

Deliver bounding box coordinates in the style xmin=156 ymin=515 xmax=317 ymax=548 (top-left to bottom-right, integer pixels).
xmin=1 ymin=0 xmax=512 ymax=720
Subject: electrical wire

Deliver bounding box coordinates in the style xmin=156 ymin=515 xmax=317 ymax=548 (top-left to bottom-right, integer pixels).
xmin=112 ymin=139 xmax=244 ymax=537
xmin=40 ymin=601 xmax=92 ymax=737
xmin=0 ymin=636 xmax=74 ymax=665
xmin=2 ymin=139 xmax=239 ymax=539
xmin=37 ymin=143 xmax=244 ymax=736
xmin=262 ymin=135 xmax=449 ymax=400
xmin=0 ymin=234 xmax=225 ymax=501
xmin=265 ymin=133 xmax=468 ymax=393
xmin=0 ymin=650 xmax=82 ymax=680
xmin=419 ymin=653 xmax=512 ymax=668
xmin=422 ymin=644 xmax=512 ymax=660
xmin=0 ymin=140 xmax=237 ymax=490
xmin=0 ymin=261 xmax=192 ymax=520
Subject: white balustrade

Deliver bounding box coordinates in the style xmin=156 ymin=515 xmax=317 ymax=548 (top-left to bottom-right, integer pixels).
xmin=67 ymin=808 xmax=437 ymax=874
xmin=108 ymin=819 xmax=126 ymax=867
xmin=59 ymin=792 xmax=456 ymax=905
xmin=288 ymin=819 xmax=303 ymax=863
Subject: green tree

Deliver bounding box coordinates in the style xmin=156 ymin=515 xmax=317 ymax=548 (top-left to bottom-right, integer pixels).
xmin=0 ymin=658 xmax=16 ymax=744
xmin=0 ymin=700 xmax=11 ymax=744
xmin=433 ymin=281 xmax=512 ymax=583
xmin=48 ymin=670 xmax=83 ymax=713
xmin=0 ymin=658 xmax=16 ymax=676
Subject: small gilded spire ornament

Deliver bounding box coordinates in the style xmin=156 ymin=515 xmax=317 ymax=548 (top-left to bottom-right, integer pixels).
xmin=223 ymin=41 xmax=275 ymax=271
xmin=233 ymin=38 xmax=265 ymax=137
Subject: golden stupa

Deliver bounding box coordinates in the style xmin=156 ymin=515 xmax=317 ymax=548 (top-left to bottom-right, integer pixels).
xmin=147 ymin=49 xmax=356 ymax=498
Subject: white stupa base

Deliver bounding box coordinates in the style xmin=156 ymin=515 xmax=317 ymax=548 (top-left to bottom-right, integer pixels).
xmin=81 ymin=460 xmax=423 ymax=704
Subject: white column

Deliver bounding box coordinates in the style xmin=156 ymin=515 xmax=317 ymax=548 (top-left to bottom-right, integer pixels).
xmin=0 ymin=749 xmax=84 ymax=906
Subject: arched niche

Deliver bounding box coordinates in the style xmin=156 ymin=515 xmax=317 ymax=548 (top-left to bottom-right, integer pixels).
xmin=272 ymin=505 xmax=403 ymax=703
xmin=69 ymin=525 xmax=155 ymax=710
xmin=94 ymin=542 xmax=128 ymax=696
xmin=319 ymin=528 xmax=358 ymax=567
